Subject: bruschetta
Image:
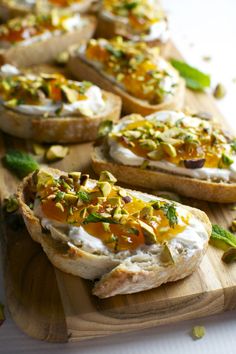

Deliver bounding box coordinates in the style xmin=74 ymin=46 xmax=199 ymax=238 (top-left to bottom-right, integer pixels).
xmin=0 ymin=0 xmax=96 ymax=21
xmin=0 ymin=9 xmax=96 ymax=67
xmin=68 ymin=37 xmax=185 ymax=115
xmin=96 ymin=0 xmax=169 ymax=48
xmin=92 ymin=110 xmax=236 ymax=203
xmin=17 ymin=167 xmax=211 ymax=298
xmin=0 ymin=64 xmax=121 ymax=142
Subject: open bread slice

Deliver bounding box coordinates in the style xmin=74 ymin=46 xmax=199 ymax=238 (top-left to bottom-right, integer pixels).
xmin=95 ymin=1 xmax=170 ymax=55
xmin=91 ymin=111 xmax=236 ymax=203
xmin=92 ymin=145 xmax=236 ymax=203
xmin=67 ymin=38 xmax=185 ymax=115
xmin=0 ymin=91 xmax=121 ymax=143
xmin=18 ymin=167 xmax=211 ymax=298
xmin=0 ymin=65 xmax=122 ymax=143
xmin=0 ymin=15 xmax=96 ymax=68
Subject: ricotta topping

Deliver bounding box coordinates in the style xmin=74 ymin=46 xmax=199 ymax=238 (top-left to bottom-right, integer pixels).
xmin=108 ymin=111 xmax=236 ymax=181
xmin=0 ymin=65 xmax=106 ymax=117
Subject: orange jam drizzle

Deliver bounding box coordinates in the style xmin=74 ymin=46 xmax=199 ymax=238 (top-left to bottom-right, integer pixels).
xmin=39 ymin=178 xmax=189 ymax=252
xmin=117 ymin=119 xmax=230 ymax=169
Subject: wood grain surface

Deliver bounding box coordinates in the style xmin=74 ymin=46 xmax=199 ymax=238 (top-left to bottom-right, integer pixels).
xmin=0 ymin=43 xmax=236 ymax=343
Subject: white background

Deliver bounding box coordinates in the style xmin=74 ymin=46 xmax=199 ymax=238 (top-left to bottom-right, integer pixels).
xmin=1 ymin=0 xmax=236 ymax=353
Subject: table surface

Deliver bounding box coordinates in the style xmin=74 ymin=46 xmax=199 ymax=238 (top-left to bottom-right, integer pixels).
xmin=1 ymin=0 xmax=236 ymax=353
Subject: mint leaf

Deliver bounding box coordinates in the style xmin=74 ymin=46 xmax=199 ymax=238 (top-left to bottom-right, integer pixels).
xmin=211 ymin=224 xmax=236 ymax=248
xmin=77 ymin=190 xmax=91 ymax=203
xmin=83 ymin=212 xmax=117 ymax=224
xmin=170 ymin=59 xmax=211 ymax=91
xmin=161 ymin=203 xmax=178 ymax=227
xmin=3 ymin=150 xmax=39 ymax=178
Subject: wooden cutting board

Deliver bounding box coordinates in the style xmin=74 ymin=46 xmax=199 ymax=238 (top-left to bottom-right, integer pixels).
xmin=0 ymin=43 xmax=236 ymax=343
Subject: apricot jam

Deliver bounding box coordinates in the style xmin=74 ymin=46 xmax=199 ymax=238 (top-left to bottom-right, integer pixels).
xmin=116 ymin=117 xmax=233 ymax=169
xmin=38 ymin=171 xmax=189 ymax=253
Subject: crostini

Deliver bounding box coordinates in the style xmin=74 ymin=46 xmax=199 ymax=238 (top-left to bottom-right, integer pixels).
xmin=0 ymin=9 xmax=96 ymax=67
xmin=68 ymin=37 xmax=185 ymax=115
xmin=18 ymin=168 xmax=211 ymax=298
xmin=0 ymin=0 xmax=36 ymax=21
xmin=37 ymin=0 xmax=98 ymax=14
xmin=92 ymin=111 xmax=236 ymax=203
xmin=0 ymin=64 xmax=121 ymax=142
xmin=96 ymin=0 xmax=169 ymax=47
xmin=0 ymin=0 xmax=96 ymax=21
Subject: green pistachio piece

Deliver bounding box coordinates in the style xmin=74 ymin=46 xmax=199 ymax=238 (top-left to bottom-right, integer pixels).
xmin=64 ymin=193 xmax=78 ymax=203
xmin=218 ymin=152 xmax=234 ymax=168
xmin=37 ymin=170 xmax=55 ymax=188
xmin=68 ymin=172 xmax=81 ymax=181
xmin=160 ymin=243 xmax=175 ymax=264
xmin=213 ymin=83 xmax=226 ymax=99
xmin=140 ymin=160 xmax=149 ymax=169
xmin=32 ymin=143 xmax=45 ymax=156
xmin=56 ymin=51 xmax=69 ymax=65
xmin=231 ymin=220 xmax=236 ymax=232
xmin=102 ymin=222 xmax=111 ymax=232
xmin=140 ymin=206 xmax=153 ymax=219
xmin=99 ymin=170 xmax=117 ymax=184
xmin=107 ymin=197 xmax=122 ymax=206
xmin=191 ymin=326 xmax=206 ymax=340
xmin=61 ymin=85 xmax=79 ymax=103
xmin=140 ymin=139 xmax=157 ymax=150
xmin=222 ymin=247 xmax=236 ymax=263
xmin=4 ymin=195 xmax=19 ymax=213
xmin=161 ymin=143 xmax=177 ymax=157
xmin=46 ymin=145 xmax=69 ymax=162
xmin=147 ymin=147 xmax=164 ymax=160
xmin=113 ymin=206 xmax=123 ymax=221
xmin=139 ymin=220 xmax=157 ymax=245
xmin=97 ymin=181 xmax=112 ymax=197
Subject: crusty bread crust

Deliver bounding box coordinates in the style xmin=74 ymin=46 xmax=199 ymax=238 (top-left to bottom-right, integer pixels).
xmin=18 ymin=167 xmax=211 ymax=298
xmin=67 ymin=54 xmax=185 ymax=115
xmin=91 ymin=145 xmax=236 ymax=203
xmin=0 ymin=1 xmax=31 ymax=21
xmin=0 ymin=16 xmax=96 ymax=68
xmin=0 ymin=0 xmax=96 ymax=20
xmin=0 ymin=91 xmax=121 ymax=143
xmin=95 ymin=14 xmax=170 ymax=56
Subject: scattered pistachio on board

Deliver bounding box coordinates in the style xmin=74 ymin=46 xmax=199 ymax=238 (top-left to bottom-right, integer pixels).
xmin=45 ymin=145 xmax=69 ymax=162
xmin=191 ymin=326 xmax=206 ymax=340
xmin=213 ymin=83 xmax=226 ymax=99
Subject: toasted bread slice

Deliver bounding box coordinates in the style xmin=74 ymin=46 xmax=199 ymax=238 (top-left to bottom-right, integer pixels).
xmin=68 ymin=52 xmax=185 ymax=115
xmin=95 ymin=14 xmax=170 ymax=56
xmin=0 ymin=91 xmax=121 ymax=143
xmin=18 ymin=167 xmax=211 ymax=298
xmin=0 ymin=15 xmax=96 ymax=68
xmin=0 ymin=0 xmax=34 ymax=21
xmin=92 ymin=145 xmax=236 ymax=203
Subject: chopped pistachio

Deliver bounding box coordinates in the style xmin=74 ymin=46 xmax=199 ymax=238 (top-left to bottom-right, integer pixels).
xmin=139 ymin=220 xmax=157 ymax=245
xmin=97 ymin=181 xmax=112 ymax=197
xmin=213 ymin=83 xmax=226 ymax=99
xmin=107 ymin=197 xmax=122 ymax=207
xmin=99 ymin=170 xmax=117 ymax=184
xmin=113 ymin=206 xmax=123 ymax=221
xmin=32 ymin=143 xmax=45 ymax=156
xmin=55 ymin=202 xmax=64 ymax=212
xmin=140 ymin=206 xmax=153 ymax=219
xmin=147 ymin=148 xmax=164 ymax=161
xmin=102 ymin=222 xmax=111 ymax=232
xmin=68 ymin=172 xmax=81 ymax=181
xmin=118 ymin=189 xmax=127 ymax=198
xmin=97 ymin=196 xmax=107 ymax=204
xmin=140 ymin=139 xmax=157 ymax=150
xmin=191 ymin=326 xmax=206 ymax=340
xmin=140 ymin=160 xmax=149 ymax=169
xmin=159 ymin=226 xmax=170 ymax=234
xmin=97 ymin=120 xmax=113 ymax=138
xmin=161 ymin=143 xmax=177 ymax=157
xmin=46 ymin=145 xmax=69 ymax=162
xmin=56 ymin=51 xmax=69 ymax=65
xmin=4 ymin=195 xmax=19 ymax=213
xmin=64 ymin=193 xmax=78 ymax=203
xmin=160 ymin=243 xmax=175 ymax=264
xmin=222 ymin=247 xmax=236 ymax=263
xmin=37 ymin=170 xmax=55 ymax=188
xmin=218 ymin=152 xmax=234 ymax=168
xmin=231 ymin=220 xmax=236 ymax=232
